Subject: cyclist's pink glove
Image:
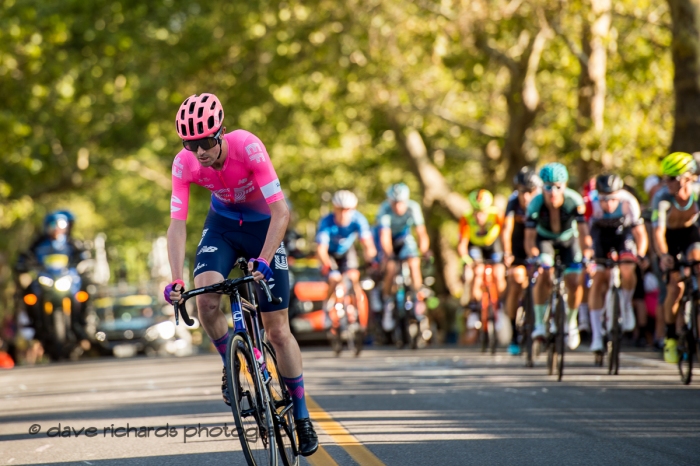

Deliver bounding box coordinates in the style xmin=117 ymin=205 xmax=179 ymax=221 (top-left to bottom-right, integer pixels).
xmin=164 ymin=279 xmax=185 ymax=305
xmin=252 ymin=258 xmax=274 ymax=280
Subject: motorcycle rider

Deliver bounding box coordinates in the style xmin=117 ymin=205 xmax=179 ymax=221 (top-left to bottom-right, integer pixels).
xmin=15 ymin=211 xmax=91 ymax=355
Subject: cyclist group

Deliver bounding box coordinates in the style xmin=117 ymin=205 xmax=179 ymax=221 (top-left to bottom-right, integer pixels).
xmin=161 ymin=92 xmax=698 ymax=458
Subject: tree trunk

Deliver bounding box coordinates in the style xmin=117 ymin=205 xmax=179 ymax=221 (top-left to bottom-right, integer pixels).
xmin=576 ymin=0 xmax=611 ymax=180
xmin=667 ymin=0 xmax=700 ymax=152
xmin=389 ymin=119 xmax=468 ymax=297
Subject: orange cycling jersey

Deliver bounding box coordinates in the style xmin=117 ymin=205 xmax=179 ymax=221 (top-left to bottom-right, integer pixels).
xmin=458 ymin=207 xmax=504 ymax=247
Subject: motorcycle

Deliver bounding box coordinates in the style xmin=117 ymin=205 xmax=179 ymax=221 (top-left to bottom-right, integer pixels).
xmin=22 ymin=254 xmax=90 ymax=360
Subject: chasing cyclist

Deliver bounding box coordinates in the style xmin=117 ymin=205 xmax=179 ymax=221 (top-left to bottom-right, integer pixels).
xmin=164 ymin=93 xmax=317 ymax=456
xmin=316 ymin=190 xmax=377 ymax=328
xmin=458 ymin=189 xmax=506 ymax=329
xmin=503 ymin=168 xmax=542 ymax=355
xmin=525 ymin=163 xmax=593 ymax=350
xmin=651 ymin=152 xmax=700 ymax=364
xmin=586 ymin=174 xmax=648 ymax=354
xmin=377 ymin=183 xmax=430 ymax=332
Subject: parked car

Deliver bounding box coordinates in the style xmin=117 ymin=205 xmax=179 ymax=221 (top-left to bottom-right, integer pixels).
xmin=93 ymin=294 xmax=193 ymax=358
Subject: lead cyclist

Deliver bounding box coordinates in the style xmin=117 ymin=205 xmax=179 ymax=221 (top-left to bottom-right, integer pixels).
xmin=164 ymin=93 xmax=318 ymax=456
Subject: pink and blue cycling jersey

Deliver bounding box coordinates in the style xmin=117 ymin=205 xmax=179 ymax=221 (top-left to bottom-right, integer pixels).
xmin=170 ymin=130 xmax=285 ymax=222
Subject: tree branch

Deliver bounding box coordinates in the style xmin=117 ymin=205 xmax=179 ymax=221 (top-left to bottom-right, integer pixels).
xmin=432 ymin=106 xmax=505 ymax=139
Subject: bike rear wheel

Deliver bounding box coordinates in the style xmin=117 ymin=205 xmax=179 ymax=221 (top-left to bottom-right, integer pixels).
xmin=607 ymin=290 xmax=621 ymax=376
xmin=678 ymin=326 xmax=694 ymax=385
xmin=522 ymin=285 xmax=535 ymax=368
xmin=550 ymin=295 xmax=566 ymax=382
xmin=263 ymin=342 xmax=299 ymax=466
xmin=227 ymin=334 xmax=277 ymax=466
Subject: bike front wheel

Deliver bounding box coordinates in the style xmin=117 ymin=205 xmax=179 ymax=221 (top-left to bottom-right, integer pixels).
xmin=607 ymin=290 xmax=621 ymax=376
xmin=555 ymin=295 xmax=565 ymax=381
xmin=263 ymin=341 xmax=299 ymax=466
xmin=678 ymin=326 xmax=695 ymax=385
xmin=227 ymin=334 xmax=277 ymax=466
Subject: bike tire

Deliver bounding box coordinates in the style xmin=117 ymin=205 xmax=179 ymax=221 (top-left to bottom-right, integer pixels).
xmin=678 ymin=326 xmax=694 ymax=385
xmin=263 ymin=342 xmax=299 ymax=466
xmin=488 ymin=305 xmax=497 ymax=355
xmin=522 ymin=284 xmax=535 ymax=368
xmin=608 ymin=290 xmax=621 ymax=376
xmin=227 ymin=334 xmax=277 ymax=466
xmin=555 ymin=296 xmax=565 ymax=382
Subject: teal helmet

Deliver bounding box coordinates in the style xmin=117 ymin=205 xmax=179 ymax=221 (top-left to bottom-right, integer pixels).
xmin=539 ymin=163 xmax=569 ymax=184
xmin=386 ymin=183 xmax=410 ymax=202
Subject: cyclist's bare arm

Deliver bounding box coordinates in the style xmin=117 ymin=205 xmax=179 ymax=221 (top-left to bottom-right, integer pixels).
xmin=360 ymin=236 xmax=377 ymax=262
xmin=502 ymin=214 xmax=514 ymax=257
xmin=316 ymin=243 xmax=332 ymax=269
xmin=653 ymin=225 xmax=668 ymax=256
xmin=577 ymin=222 xmax=592 ymax=256
xmin=524 ymin=227 xmax=538 ymax=258
xmin=457 ymin=235 xmax=469 ymax=260
xmin=416 ymin=224 xmax=430 ymax=255
xmin=167 ymin=219 xmax=187 ymax=282
xmin=380 ymin=228 xmax=394 ymax=257
xmin=632 ymin=223 xmax=649 ymax=257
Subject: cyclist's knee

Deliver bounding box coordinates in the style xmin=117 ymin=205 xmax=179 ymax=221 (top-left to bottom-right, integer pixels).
xmin=346 ymin=269 xmax=360 ymax=282
xmin=510 ymin=266 xmax=526 ymax=285
xmin=195 ymin=294 xmax=222 ymax=317
xmin=265 ymin=316 xmax=293 ymax=347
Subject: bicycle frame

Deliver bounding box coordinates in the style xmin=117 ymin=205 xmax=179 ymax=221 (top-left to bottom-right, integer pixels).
xmin=479 ymin=261 xmax=500 ymax=332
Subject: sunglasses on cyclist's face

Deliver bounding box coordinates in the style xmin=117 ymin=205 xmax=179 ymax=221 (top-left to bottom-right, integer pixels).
xmin=543 ymin=183 xmax=565 ymax=192
xmin=599 ymin=194 xmax=619 ymax=202
xmin=182 ymin=127 xmax=223 ymax=152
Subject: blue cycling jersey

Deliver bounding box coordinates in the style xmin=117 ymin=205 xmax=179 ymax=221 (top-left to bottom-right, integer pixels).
xmin=316 ymin=211 xmax=372 ymax=256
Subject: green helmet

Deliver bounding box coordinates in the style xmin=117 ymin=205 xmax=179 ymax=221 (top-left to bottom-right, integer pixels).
xmin=468 ymin=189 xmax=494 ymax=211
xmin=661 ymin=152 xmax=697 ymax=177
xmin=539 ymin=163 xmax=569 ymax=184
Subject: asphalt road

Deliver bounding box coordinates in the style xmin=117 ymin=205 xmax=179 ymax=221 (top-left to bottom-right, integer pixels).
xmin=2 ymin=346 xmax=700 ymax=466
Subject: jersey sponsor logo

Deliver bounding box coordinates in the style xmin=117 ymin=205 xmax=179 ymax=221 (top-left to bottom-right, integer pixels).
xmin=245 ymin=142 xmax=263 ymax=155
xmin=198 ymin=177 xmax=210 ymax=183
xmin=171 ymin=195 xmax=182 ymax=212
xmin=245 ymin=142 xmax=265 ymax=163
xmin=198 ymin=228 xmax=208 ymax=246
xmin=261 ymin=179 xmax=282 ymax=199
xmin=276 ymin=242 xmax=286 ymax=255
xmin=204 ymin=184 xmax=215 ymax=189
xmin=172 ymin=156 xmax=184 ymax=179
xmin=193 ymin=262 xmax=207 ymax=273
xmin=234 ymin=182 xmax=255 ymax=203
xmin=267 ymin=277 xmax=275 ymax=290
xmin=197 ymin=246 xmax=218 ymax=254
xmin=238 ymin=178 xmax=248 ymax=185
xmin=275 ymin=254 xmax=288 ymax=270
xmin=213 ymin=188 xmax=232 ymax=202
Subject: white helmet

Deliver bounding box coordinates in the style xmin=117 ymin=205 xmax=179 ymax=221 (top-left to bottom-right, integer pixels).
xmin=331 ymin=190 xmax=358 ymax=209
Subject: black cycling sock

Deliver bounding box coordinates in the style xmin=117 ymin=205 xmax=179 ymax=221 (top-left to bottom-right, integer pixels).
xmin=666 ymin=324 xmax=677 ymax=340
xmin=511 ymin=320 xmax=518 ymax=343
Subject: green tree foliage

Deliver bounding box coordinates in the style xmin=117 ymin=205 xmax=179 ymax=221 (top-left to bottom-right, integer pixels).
xmin=0 ymin=0 xmax=681 ymax=312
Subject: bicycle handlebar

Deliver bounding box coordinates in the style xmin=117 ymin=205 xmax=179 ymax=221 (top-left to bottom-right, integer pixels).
xmin=173 ymin=275 xmax=282 ymax=326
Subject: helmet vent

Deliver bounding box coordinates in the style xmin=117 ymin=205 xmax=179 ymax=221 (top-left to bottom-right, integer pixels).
xmin=201 ymin=94 xmax=210 ymax=103
xmin=197 ymin=122 xmax=204 ymax=134
xmin=188 ymin=101 xmax=196 ymax=114
xmin=180 ymin=124 xmax=187 ymax=136
xmin=188 ymin=119 xmax=195 ymax=136
xmin=207 ymin=116 xmax=215 ymax=129
xmin=197 ymin=107 xmax=204 ymax=118
xmin=210 ymin=101 xmax=217 ymax=110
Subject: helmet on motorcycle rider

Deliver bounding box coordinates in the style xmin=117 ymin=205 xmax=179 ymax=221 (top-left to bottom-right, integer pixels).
xmin=386 ymin=183 xmax=410 ymax=202
xmin=44 ymin=212 xmax=70 ymax=233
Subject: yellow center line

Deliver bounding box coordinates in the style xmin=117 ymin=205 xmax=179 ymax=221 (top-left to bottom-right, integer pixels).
xmin=307 ymin=395 xmax=386 ymax=466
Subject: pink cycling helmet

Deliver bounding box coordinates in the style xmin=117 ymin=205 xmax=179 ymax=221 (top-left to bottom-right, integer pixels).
xmin=175 ymin=93 xmax=224 ymax=140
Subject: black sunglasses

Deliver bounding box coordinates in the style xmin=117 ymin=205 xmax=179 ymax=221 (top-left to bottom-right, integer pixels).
xmin=182 ymin=126 xmax=223 ymax=152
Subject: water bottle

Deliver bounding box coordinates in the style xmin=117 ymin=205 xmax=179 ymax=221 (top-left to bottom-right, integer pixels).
xmin=253 ymin=347 xmax=270 ymax=382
